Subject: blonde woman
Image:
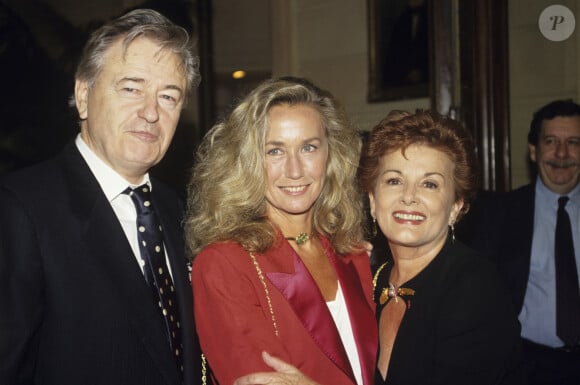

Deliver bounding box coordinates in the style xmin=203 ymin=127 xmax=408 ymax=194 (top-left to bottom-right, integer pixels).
xmin=185 ymin=77 xmax=377 ymax=385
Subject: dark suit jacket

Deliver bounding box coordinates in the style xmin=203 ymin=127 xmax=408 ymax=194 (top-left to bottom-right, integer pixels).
xmin=192 ymin=235 xmax=378 ymax=385
xmin=373 ymin=240 xmax=522 ymax=385
xmin=0 ymin=142 xmax=201 ymax=385
xmin=458 ymin=185 xmax=536 ymax=312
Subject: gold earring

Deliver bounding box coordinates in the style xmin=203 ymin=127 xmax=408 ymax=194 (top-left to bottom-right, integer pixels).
xmin=372 ymin=216 xmax=378 ymax=237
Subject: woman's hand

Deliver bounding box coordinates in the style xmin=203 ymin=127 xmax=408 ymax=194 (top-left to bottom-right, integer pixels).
xmin=233 ymin=351 xmax=320 ymax=385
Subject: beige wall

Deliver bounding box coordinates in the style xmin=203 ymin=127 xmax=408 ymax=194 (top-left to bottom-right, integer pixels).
xmin=271 ymin=0 xmax=430 ymax=132
xmin=509 ymin=0 xmax=580 ymax=188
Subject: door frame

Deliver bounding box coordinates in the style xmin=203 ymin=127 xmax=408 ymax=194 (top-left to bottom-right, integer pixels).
xmin=432 ymin=0 xmax=511 ymax=191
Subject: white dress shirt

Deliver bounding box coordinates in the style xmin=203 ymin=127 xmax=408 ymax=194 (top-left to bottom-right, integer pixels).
xmin=327 ymin=283 xmax=363 ymax=385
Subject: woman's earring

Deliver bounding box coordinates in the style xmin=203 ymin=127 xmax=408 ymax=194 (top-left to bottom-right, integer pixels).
xmin=449 ymin=223 xmax=456 ymax=243
xmin=372 ymin=216 xmax=378 ymax=237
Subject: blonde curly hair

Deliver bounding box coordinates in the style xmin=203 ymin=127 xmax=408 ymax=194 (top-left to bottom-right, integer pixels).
xmin=185 ymin=77 xmax=364 ymax=256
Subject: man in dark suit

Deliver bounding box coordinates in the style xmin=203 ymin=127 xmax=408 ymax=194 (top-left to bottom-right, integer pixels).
xmin=459 ymin=100 xmax=580 ymax=385
xmin=0 ymin=9 xmax=201 ymax=385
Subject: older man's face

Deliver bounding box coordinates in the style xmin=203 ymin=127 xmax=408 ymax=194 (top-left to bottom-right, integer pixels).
xmin=75 ymin=36 xmax=186 ymax=184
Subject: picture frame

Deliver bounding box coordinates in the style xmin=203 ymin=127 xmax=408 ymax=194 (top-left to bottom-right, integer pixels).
xmin=367 ymin=0 xmax=431 ymax=102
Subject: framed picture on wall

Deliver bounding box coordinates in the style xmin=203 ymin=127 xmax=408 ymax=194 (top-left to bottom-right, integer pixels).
xmin=367 ymin=0 xmax=431 ymax=102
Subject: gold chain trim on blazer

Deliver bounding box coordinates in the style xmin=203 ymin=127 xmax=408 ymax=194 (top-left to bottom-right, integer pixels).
xmin=250 ymin=252 xmax=279 ymax=336
xmin=201 ymin=252 xmax=280 ymax=385
xmin=201 ymin=353 xmax=208 ymax=385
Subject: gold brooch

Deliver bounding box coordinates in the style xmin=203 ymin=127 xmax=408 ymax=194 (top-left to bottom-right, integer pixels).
xmin=379 ymin=283 xmax=415 ymax=305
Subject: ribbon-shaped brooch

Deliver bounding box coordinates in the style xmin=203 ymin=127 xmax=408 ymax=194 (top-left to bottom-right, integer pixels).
xmin=379 ymin=283 xmax=415 ymax=309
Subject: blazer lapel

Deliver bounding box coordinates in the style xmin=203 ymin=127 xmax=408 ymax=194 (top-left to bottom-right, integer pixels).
xmin=265 ymin=240 xmax=356 ymax=383
xmin=152 ymin=188 xmax=200 ymax=385
xmin=502 ymin=183 xmax=536 ymax=310
xmin=330 ymin=251 xmax=377 ymax=385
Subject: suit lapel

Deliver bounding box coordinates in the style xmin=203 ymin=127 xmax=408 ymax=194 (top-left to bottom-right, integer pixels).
xmin=265 ymin=239 xmax=356 ymax=383
xmin=501 ymin=184 xmax=536 ymax=310
xmin=152 ymin=187 xmax=200 ymax=385
xmin=61 ymin=144 xmax=182 ymax=385
xmin=329 ymin=251 xmax=377 ymax=385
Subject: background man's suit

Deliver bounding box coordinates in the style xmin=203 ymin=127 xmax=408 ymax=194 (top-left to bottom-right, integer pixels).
xmin=0 ymin=142 xmax=200 ymax=385
xmin=458 ymin=185 xmax=535 ymax=311
xmin=458 ymin=183 xmax=580 ymax=384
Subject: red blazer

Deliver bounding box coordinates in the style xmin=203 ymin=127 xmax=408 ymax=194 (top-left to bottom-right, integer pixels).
xmin=192 ymin=235 xmax=377 ymax=385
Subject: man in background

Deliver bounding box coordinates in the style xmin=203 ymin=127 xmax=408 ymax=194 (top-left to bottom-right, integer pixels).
xmin=460 ymin=99 xmax=580 ymax=385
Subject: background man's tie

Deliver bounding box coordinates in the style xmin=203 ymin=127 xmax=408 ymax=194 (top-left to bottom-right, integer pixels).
xmin=555 ymin=196 xmax=580 ymax=348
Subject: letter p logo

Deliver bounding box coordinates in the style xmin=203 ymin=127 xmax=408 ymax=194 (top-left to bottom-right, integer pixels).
xmin=539 ymin=5 xmax=575 ymax=42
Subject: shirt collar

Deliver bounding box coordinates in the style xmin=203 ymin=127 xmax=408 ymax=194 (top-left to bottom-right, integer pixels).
xmin=75 ymin=134 xmax=151 ymax=202
xmin=535 ymin=176 xmax=580 ymax=205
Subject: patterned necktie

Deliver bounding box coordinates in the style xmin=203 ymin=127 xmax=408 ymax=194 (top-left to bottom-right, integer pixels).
xmin=125 ymin=184 xmax=184 ymax=372
xmin=555 ymin=196 xmax=580 ymax=347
